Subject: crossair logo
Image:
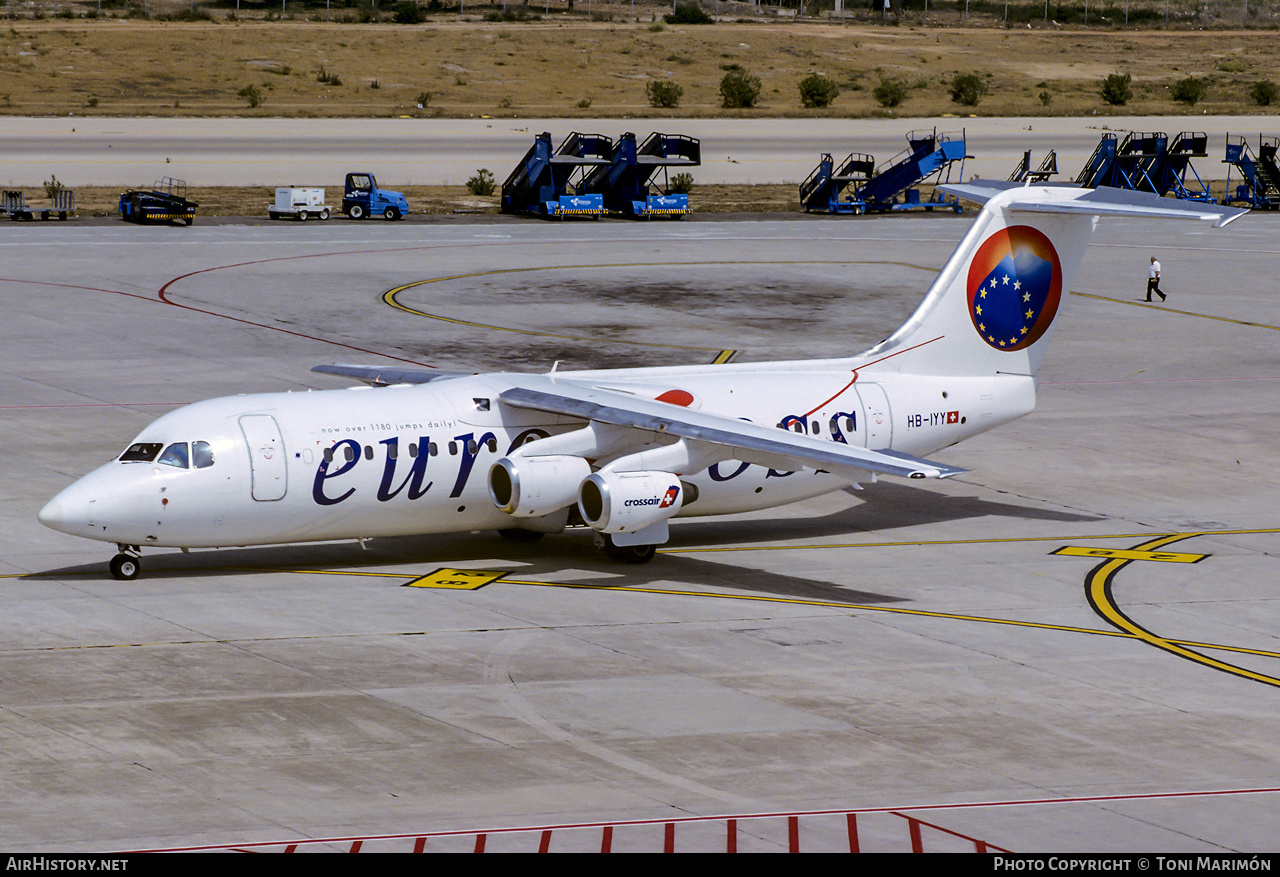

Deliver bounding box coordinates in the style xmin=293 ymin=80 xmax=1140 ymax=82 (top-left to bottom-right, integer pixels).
xmin=624 ymin=486 xmax=681 ymax=508
xmin=966 ymin=225 xmax=1062 ymax=352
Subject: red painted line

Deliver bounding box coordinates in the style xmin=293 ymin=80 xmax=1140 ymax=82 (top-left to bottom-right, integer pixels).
xmin=538 ymin=829 xmax=552 ymax=853
xmin=846 ymin=813 xmax=859 ymax=854
xmin=893 ymin=810 xmax=1012 ymax=853
xmin=0 ymin=403 xmax=188 ymax=410
xmin=0 ymin=276 xmax=159 ymax=303
xmin=664 ymin=822 xmax=675 ymax=853
xmin=127 ymin=785 xmax=1280 ymax=853
xmin=349 ymin=840 xmax=362 ymax=852
xmin=800 ymin=335 xmax=946 ymax=418
xmin=473 ymin=834 xmax=485 ymax=853
xmin=413 ymin=837 xmax=425 ymax=853
xmin=908 ymin=816 xmax=923 ymax=853
xmin=600 ymin=826 xmax=612 ymax=853
xmin=802 ymin=374 xmax=858 ymax=419
xmin=152 ymin=243 xmax=507 ymax=368
xmin=788 ymin=815 xmax=799 ymax=852
xmin=726 ymin=819 xmax=736 ymax=854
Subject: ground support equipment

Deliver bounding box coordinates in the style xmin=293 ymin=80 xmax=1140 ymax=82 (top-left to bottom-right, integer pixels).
xmin=3 ymin=189 xmax=75 ymax=221
xmin=1159 ymin=132 xmax=1215 ymax=202
xmin=1222 ymin=134 xmax=1280 ymax=210
xmin=580 ymin=132 xmax=700 ymax=218
xmin=1074 ymin=131 xmax=1213 ymax=202
xmin=341 ymin=173 xmax=408 ymax=220
xmin=800 ymin=152 xmax=875 ymax=213
xmin=855 ymin=129 xmax=968 ymax=214
xmin=268 ymin=187 xmax=331 ymax=220
xmin=118 ymin=178 xmax=197 ymax=225
xmin=501 ymin=132 xmax=612 ymax=219
xmin=1074 ymin=132 xmax=1167 ymax=193
xmin=1008 ymin=150 xmax=1058 ymax=183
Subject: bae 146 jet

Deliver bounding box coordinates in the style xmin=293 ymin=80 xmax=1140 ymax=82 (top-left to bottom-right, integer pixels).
xmin=39 ymin=183 xmax=1244 ymax=579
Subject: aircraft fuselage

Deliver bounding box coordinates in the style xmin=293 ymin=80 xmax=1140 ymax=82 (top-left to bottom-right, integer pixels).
xmin=40 ymin=367 xmax=1035 ymax=552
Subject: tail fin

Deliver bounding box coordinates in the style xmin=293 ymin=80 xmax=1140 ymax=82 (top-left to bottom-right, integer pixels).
xmin=860 ymin=183 xmax=1245 ymax=378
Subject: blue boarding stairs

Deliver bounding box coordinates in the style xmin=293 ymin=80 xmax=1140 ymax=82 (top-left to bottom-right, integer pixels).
xmin=501 ymin=132 xmax=613 ymax=219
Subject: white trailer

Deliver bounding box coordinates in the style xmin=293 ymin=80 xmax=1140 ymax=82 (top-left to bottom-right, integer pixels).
xmin=267 ymin=187 xmax=330 ymax=221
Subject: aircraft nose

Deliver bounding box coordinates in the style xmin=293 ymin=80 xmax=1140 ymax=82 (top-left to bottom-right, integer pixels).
xmin=38 ymin=479 xmax=96 ymax=535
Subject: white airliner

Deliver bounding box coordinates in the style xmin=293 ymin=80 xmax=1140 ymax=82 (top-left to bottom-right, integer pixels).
xmin=39 ymin=184 xmax=1243 ymax=579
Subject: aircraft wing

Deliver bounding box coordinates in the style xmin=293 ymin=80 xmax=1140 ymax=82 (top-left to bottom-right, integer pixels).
xmin=312 ymin=363 xmax=471 ymax=386
xmin=497 ymin=374 xmax=966 ymax=482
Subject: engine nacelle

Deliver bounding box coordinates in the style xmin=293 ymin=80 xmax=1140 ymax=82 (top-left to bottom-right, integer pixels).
xmin=577 ymin=470 xmax=683 ymax=535
xmin=488 ymin=455 xmax=591 ymax=517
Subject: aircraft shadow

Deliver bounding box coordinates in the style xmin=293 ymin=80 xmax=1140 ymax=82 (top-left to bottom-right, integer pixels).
xmin=29 ymin=483 xmax=1096 ymax=606
xmin=31 ymin=531 xmax=903 ymax=606
xmin=667 ymin=480 xmax=1103 ymax=548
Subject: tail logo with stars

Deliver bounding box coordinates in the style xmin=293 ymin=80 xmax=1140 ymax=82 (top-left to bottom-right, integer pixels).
xmin=966 ymin=225 xmax=1062 ymax=352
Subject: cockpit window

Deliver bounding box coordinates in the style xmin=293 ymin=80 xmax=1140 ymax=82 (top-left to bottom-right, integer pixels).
xmin=157 ymin=442 xmax=189 ymax=469
xmin=119 ymin=442 xmax=163 ymax=463
xmin=193 ymin=441 xmax=215 ymax=469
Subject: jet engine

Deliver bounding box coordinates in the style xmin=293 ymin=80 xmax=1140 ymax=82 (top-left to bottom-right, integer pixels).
xmin=488 ymin=454 xmax=591 ymax=518
xmin=577 ymin=470 xmax=684 ymax=535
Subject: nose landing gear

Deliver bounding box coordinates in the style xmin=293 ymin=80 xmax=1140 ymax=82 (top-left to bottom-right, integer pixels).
xmin=109 ymin=545 xmax=141 ymax=580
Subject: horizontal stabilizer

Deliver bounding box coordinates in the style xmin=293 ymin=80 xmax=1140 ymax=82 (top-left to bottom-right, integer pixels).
xmin=939 ymin=183 xmax=1247 ymax=227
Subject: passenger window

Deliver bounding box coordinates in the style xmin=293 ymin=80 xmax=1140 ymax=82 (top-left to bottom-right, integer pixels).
xmin=119 ymin=442 xmax=163 ymax=463
xmin=193 ymin=441 xmax=215 ymax=469
xmin=157 ymin=442 xmax=189 ymax=469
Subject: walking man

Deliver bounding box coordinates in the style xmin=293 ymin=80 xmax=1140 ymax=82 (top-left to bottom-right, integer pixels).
xmin=1146 ymin=257 xmax=1166 ymax=302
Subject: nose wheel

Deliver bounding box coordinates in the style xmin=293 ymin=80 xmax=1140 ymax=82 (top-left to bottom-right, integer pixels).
xmin=109 ymin=547 xmax=141 ymax=580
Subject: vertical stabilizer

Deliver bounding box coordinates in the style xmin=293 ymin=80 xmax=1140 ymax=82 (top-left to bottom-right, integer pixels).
xmin=859 ymin=184 xmax=1244 ymax=379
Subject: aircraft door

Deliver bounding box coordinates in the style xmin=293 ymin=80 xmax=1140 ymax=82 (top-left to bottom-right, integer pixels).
xmin=856 ymin=383 xmax=893 ymax=450
xmin=239 ymin=414 xmax=287 ymax=501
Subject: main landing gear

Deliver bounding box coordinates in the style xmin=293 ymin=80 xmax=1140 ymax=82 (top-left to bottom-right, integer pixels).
xmin=594 ymin=533 xmax=657 ymax=564
xmin=497 ymin=528 xmax=657 ymax=563
xmin=109 ymin=545 xmax=141 ymax=580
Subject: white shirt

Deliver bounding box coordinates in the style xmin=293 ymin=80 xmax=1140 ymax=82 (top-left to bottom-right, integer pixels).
xmin=1149 ymin=260 xmax=1161 ymax=278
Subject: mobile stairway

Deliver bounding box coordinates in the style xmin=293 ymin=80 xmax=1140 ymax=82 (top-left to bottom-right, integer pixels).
xmin=1159 ymin=132 xmax=1214 ymax=202
xmin=799 ymin=152 xmax=875 ymax=213
xmin=501 ymin=131 xmax=613 ymax=219
xmin=1075 ymin=131 xmax=1212 ymax=201
xmin=579 ymin=132 xmax=701 ymax=218
xmin=1074 ymin=133 xmax=1119 ymax=188
xmin=1008 ymin=150 xmax=1058 ymax=183
xmin=1075 ymin=131 xmax=1166 ymax=191
xmin=1222 ymin=134 xmax=1280 ymax=210
xmin=856 ymin=129 xmax=968 ymax=213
